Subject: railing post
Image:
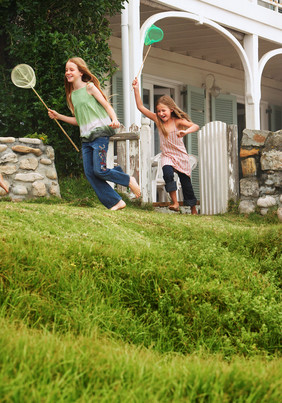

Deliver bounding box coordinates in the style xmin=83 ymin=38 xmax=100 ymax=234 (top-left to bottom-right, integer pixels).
xmin=107 ymin=140 xmax=115 ymax=188
xmin=227 ymin=125 xmax=240 ymax=201
xmin=107 ymin=141 xmax=115 ymax=169
xmin=140 ymin=117 xmax=152 ymax=203
xmin=107 ymin=131 xmax=140 ymax=192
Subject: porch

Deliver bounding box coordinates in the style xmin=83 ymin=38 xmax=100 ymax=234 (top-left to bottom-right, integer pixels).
xmin=109 ymin=0 xmax=282 ymax=134
xmin=107 ymin=119 xmax=239 ymax=215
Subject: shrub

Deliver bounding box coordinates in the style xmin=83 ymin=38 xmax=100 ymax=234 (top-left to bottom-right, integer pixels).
xmin=0 ymin=0 xmax=128 ymax=175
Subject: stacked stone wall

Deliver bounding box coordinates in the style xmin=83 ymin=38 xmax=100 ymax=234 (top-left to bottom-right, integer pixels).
xmin=0 ymin=137 xmax=60 ymax=200
xmin=239 ymin=129 xmax=282 ymax=220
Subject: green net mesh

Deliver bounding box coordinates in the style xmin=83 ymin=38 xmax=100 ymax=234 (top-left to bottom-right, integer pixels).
xmin=144 ymin=25 xmax=164 ymax=46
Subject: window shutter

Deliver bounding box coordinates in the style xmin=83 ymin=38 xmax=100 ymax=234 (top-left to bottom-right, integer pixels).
xmin=186 ymin=85 xmax=205 ymax=200
xmin=211 ymin=94 xmax=237 ymax=125
xmin=112 ymin=72 xmax=124 ymax=125
xmin=270 ymin=105 xmax=282 ymax=131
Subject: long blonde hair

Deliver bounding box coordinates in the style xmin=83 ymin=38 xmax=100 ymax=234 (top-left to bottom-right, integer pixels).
xmin=64 ymin=57 xmax=107 ymax=114
xmin=156 ymin=95 xmax=192 ymax=137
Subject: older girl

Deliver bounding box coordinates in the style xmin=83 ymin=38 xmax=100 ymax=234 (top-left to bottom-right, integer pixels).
xmin=132 ymin=77 xmax=198 ymax=214
xmin=48 ymin=57 xmax=140 ymax=210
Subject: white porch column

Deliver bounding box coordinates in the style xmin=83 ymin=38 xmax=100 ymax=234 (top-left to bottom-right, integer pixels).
xmin=244 ymin=34 xmax=260 ymax=129
xmin=128 ymin=0 xmax=141 ymax=127
xmin=140 ymin=117 xmax=152 ymax=202
xmin=121 ymin=3 xmax=131 ymax=173
xmin=121 ymin=3 xmax=131 ymax=131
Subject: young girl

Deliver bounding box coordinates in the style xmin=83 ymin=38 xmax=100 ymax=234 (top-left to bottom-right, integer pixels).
xmin=0 ymin=173 xmax=8 ymax=193
xmin=48 ymin=57 xmax=140 ymax=210
xmin=132 ymin=77 xmax=199 ymax=214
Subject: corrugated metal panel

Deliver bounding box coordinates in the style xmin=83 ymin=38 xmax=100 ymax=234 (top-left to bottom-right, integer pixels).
xmin=198 ymin=121 xmax=228 ymax=215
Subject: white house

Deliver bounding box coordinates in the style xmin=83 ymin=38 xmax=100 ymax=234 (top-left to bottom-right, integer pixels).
xmin=108 ymin=0 xmax=282 ymax=202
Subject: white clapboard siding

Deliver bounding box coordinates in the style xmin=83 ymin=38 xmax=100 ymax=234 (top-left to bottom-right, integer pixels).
xmin=187 ymin=85 xmax=205 ymax=200
xmin=198 ymin=121 xmax=228 ymax=215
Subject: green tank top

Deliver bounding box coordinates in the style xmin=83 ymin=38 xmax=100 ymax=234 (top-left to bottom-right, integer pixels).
xmin=71 ymin=86 xmax=115 ymax=141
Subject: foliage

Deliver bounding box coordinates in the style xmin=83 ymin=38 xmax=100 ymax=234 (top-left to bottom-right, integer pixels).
xmin=227 ymin=198 xmax=239 ymax=214
xmin=0 ymin=184 xmax=281 ymax=400
xmin=0 ymin=195 xmax=281 ymax=357
xmin=0 ymin=321 xmax=281 ymax=402
xmin=24 ymin=132 xmax=48 ymax=144
xmin=0 ymin=0 xmax=127 ymax=175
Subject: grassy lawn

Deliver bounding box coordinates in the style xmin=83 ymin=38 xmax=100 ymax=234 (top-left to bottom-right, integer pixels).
xmin=0 ymin=177 xmax=281 ymax=402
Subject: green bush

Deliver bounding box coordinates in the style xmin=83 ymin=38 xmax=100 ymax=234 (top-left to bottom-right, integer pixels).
xmin=0 ymin=0 xmax=127 ymax=176
xmin=24 ymin=132 xmax=49 ymax=144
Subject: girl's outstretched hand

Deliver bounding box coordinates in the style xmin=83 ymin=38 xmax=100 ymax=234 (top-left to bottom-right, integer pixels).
xmin=132 ymin=77 xmax=139 ymax=89
xmin=48 ymin=108 xmax=59 ymax=120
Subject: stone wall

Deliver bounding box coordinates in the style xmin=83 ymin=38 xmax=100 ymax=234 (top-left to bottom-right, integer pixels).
xmin=0 ymin=137 xmax=60 ymax=200
xmin=239 ymin=129 xmax=282 ymax=220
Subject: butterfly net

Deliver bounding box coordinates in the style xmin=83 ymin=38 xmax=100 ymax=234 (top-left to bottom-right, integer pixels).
xmin=11 ymin=64 xmax=36 ymax=88
xmin=144 ymin=25 xmax=164 ymax=46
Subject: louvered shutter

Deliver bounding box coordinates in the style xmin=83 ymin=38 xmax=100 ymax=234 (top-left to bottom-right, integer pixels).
xmin=211 ymin=94 xmax=237 ymax=125
xmin=270 ymin=105 xmax=282 ymax=131
xmin=112 ymin=72 xmax=124 ymax=125
xmin=186 ymin=86 xmax=205 ymax=200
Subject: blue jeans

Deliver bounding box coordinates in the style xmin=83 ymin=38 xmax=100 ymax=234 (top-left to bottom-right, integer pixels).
xmin=162 ymin=165 xmax=197 ymax=207
xmin=82 ymin=137 xmax=130 ymax=209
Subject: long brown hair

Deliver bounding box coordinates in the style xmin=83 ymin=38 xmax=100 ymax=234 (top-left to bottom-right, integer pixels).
xmin=64 ymin=57 xmax=107 ymax=114
xmin=156 ymin=95 xmax=192 ymax=137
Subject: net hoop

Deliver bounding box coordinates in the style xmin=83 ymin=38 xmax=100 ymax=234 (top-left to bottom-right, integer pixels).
xmin=144 ymin=25 xmax=164 ymax=46
xmin=11 ymin=64 xmax=36 ymax=89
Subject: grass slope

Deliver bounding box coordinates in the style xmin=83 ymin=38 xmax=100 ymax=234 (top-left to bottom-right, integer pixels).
xmin=0 ymin=177 xmax=281 ymax=402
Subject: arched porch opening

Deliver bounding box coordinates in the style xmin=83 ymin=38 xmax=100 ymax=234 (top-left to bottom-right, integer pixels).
xmin=259 ymin=49 xmax=282 ymax=130
xmin=139 ymin=11 xmax=254 ymax=106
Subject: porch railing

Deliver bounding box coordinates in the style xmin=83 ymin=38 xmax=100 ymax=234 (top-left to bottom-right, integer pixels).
xmin=107 ymin=119 xmax=239 ymax=214
xmin=257 ymin=0 xmax=282 ymax=13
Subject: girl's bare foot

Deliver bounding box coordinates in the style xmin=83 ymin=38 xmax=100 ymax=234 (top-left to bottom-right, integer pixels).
xmin=129 ymin=177 xmax=141 ymax=198
xmin=0 ymin=174 xmax=8 ymax=193
xmin=191 ymin=205 xmax=198 ymax=215
xmin=110 ymin=200 xmax=126 ymax=211
xmin=169 ymin=204 xmax=180 ymax=212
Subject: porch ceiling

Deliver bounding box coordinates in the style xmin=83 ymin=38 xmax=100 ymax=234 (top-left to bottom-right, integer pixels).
xmin=108 ymin=1 xmax=282 ymax=82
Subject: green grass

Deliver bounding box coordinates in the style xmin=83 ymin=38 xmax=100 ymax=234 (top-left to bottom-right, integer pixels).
xmin=0 ymin=177 xmax=281 ymax=402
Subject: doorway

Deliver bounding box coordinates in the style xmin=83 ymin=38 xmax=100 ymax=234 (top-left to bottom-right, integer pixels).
xmin=143 ymin=77 xmax=179 ymax=156
xmin=153 ymin=86 xmax=175 ymax=154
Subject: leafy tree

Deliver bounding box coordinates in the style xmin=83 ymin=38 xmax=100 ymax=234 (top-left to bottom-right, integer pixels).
xmin=0 ymin=0 xmax=127 ymax=175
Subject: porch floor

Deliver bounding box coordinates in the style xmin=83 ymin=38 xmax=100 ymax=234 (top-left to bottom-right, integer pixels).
xmin=152 ymin=201 xmax=200 ymax=215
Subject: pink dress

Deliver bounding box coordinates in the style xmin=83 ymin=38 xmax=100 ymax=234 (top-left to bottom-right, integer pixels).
xmin=159 ymin=121 xmax=191 ymax=177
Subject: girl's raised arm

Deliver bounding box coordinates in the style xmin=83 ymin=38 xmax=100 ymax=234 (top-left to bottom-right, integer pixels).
xmin=132 ymin=78 xmax=157 ymax=123
xmin=87 ymin=83 xmax=120 ymax=129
